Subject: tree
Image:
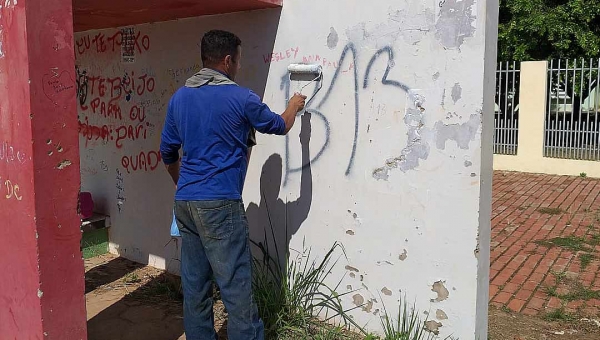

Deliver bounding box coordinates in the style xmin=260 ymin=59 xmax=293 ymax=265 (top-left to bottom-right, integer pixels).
xmin=498 ymin=0 xmax=600 ymax=61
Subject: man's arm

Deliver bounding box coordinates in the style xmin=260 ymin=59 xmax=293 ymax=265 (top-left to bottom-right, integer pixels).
xmin=166 ymin=160 xmax=180 ymax=185
xmin=160 ymin=99 xmax=182 ymax=185
xmin=245 ymin=91 xmax=306 ymax=136
xmin=247 ymin=127 xmax=256 ymax=161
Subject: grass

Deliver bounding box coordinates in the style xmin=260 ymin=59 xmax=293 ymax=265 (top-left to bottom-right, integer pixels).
xmin=553 ymin=270 xmax=567 ymax=283
xmin=579 ymin=253 xmax=595 ymax=269
xmin=379 ymin=297 xmax=457 ymax=340
xmin=546 ymin=286 xmax=559 ymax=297
xmin=252 ymin=237 xmax=362 ymax=339
xmin=559 ymin=283 xmax=600 ymax=302
xmin=123 ymin=272 xmax=141 ymax=284
xmin=537 ymin=207 xmax=563 ymax=215
xmin=545 ymin=271 xmax=600 ymax=305
xmin=580 ymin=172 xmax=588 ymax=178
xmin=136 ymin=274 xmax=183 ymax=301
xmin=535 ymin=236 xmax=596 ymax=252
xmin=543 ymin=308 xmax=574 ymax=321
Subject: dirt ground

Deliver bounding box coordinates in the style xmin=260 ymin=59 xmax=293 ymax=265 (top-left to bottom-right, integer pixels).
xmin=86 ymin=254 xmax=600 ymax=340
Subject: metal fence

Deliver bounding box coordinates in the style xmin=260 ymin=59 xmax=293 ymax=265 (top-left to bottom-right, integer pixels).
xmin=544 ymin=59 xmax=600 ymax=160
xmin=494 ymin=62 xmax=520 ymax=155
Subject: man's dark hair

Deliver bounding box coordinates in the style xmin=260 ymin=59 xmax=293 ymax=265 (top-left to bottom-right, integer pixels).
xmin=201 ymin=30 xmax=242 ymax=65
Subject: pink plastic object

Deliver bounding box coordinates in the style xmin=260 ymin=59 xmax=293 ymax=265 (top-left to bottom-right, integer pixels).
xmin=79 ymin=192 xmax=94 ymax=220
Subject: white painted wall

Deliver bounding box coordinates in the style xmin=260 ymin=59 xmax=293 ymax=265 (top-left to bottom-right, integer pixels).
xmin=76 ymin=0 xmax=497 ymax=338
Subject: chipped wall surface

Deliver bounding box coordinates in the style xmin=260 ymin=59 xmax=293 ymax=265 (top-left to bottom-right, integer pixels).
xmin=76 ymin=0 xmax=497 ymax=337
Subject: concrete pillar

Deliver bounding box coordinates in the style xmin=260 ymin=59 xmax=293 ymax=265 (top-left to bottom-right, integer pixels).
xmin=517 ymin=61 xmax=548 ymax=159
xmin=0 ymin=0 xmax=87 ymax=339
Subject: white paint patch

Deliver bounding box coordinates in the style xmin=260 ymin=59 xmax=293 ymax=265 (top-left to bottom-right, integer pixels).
xmin=0 ymin=26 xmax=4 ymax=59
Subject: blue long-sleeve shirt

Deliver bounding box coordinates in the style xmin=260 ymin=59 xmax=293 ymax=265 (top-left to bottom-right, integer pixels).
xmin=160 ymin=84 xmax=286 ymax=200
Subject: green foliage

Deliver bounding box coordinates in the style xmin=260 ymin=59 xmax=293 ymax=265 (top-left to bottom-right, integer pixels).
xmin=498 ymin=0 xmax=600 ymax=61
xmin=252 ymin=239 xmax=362 ymax=339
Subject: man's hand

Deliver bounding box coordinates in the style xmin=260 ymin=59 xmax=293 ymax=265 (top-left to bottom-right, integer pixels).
xmin=281 ymin=93 xmax=307 ymax=134
xmin=289 ymin=93 xmax=307 ymax=113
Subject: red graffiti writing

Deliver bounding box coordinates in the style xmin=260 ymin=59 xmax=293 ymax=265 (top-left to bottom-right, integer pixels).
xmin=80 ymin=72 xmax=156 ymax=108
xmin=78 ymin=118 xmax=110 ymax=146
xmin=90 ymin=98 xmax=123 ymax=120
xmin=121 ymin=151 xmax=162 ymax=174
xmin=78 ymin=117 xmax=149 ymax=149
xmin=76 ymin=30 xmax=150 ymax=56
xmin=302 ymin=54 xmax=355 ymax=72
xmin=129 ymin=105 xmax=146 ymax=123
xmin=263 ymin=47 xmax=299 ymax=64
xmin=115 ymin=123 xmax=148 ymax=149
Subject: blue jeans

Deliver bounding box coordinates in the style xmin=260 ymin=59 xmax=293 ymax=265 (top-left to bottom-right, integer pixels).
xmin=174 ymin=200 xmax=264 ymax=340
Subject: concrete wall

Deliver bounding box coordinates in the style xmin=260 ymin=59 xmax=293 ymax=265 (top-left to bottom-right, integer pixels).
xmin=494 ymin=61 xmax=600 ymax=178
xmin=75 ymin=0 xmax=497 ymax=337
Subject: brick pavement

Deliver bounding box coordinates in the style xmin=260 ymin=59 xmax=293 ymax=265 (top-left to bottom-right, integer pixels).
xmin=490 ymin=171 xmax=600 ymax=317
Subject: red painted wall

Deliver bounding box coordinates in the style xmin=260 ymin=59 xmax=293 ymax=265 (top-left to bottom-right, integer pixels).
xmin=0 ymin=1 xmax=44 ymax=338
xmin=74 ymin=0 xmax=283 ymax=31
xmin=0 ymin=0 xmax=87 ymax=339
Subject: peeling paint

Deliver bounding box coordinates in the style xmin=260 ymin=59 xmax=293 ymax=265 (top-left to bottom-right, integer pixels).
xmin=436 ymin=309 xmax=448 ymax=320
xmin=464 ymin=160 xmax=472 ymax=167
xmin=373 ymin=106 xmax=431 ymax=180
xmin=435 ymin=0 xmax=476 ymax=49
xmin=345 ymin=5 xmax=433 ymax=47
xmin=434 ymin=114 xmax=480 ymax=150
xmin=327 ymin=27 xmax=339 ymax=49
xmin=37 ymin=289 xmax=43 ymax=298
xmin=381 ymin=287 xmax=392 ymax=296
xmin=352 ymin=294 xmax=365 ymax=306
xmin=56 ymin=160 xmax=72 ymax=169
xmin=399 ymin=249 xmax=408 ymax=261
xmin=362 ymin=299 xmax=374 ymax=312
xmin=431 ymin=281 xmax=449 ymax=302
xmin=451 ymin=83 xmax=462 ymax=103
xmin=347 ymin=285 xmax=352 ymax=290
xmin=387 ymin=4 xmax=433 ymax=45
xmin=345 ymin=265 xmax=359 ymax=272
xmin=346 ymin=230 xmax=355 ymax=235
xmin=425 ymin=320 xmax=442 ymax=335
xmin=350 ymin=272 xmax=356 ymax=278
xmin=432 ymin=72 xmax=440 ymax=81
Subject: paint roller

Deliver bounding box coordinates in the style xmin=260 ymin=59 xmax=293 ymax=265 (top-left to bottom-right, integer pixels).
xmin=287 ymin=63 xmax=323 ymax=111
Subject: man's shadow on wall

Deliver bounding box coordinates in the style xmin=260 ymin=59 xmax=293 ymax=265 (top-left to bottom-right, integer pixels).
xmin=246 ymin=113 xmax=312 ymax=271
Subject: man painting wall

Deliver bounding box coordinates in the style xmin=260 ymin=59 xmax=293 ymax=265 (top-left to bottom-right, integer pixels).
xmin=160 ymin=30 xmax=306 ymax=340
